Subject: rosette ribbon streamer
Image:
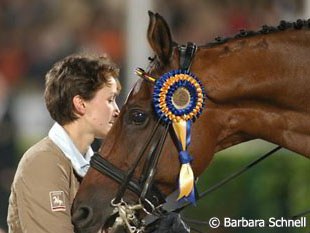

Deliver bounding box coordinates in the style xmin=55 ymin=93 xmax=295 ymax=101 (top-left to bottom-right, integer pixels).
xmin=151 ymin=69 xmax=206 ymax=204
xmin=173 ymin=119 xmax=196 ymax=203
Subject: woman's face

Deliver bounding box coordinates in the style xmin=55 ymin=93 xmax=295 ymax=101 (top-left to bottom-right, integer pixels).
xmin=84 ymin=77 xmax=119 ymax=138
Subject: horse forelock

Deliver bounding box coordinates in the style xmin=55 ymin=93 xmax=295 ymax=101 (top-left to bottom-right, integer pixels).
xmin=132 ymin=79 xmax=144 ymax=96
xmin=123 ymin=79 xmax=142 ymax=104
xmin=125 ymin=79 xmax=153 ymax=106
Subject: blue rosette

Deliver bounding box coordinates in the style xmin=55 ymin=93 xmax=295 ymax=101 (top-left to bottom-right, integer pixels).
xmin=153 ymin=69 xmax=205 ymax=124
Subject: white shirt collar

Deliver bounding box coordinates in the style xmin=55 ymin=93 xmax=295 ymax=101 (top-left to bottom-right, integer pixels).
xmin=48 ymin=122 xmax=94 ymax=177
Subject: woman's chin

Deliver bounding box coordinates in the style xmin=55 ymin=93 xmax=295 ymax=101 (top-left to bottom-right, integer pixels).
xmin=95 ymin=132 xmax=107 ymax=140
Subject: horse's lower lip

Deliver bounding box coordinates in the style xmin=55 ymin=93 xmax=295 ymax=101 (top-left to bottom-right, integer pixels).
xmin=101 ymin=226 xmax=112 ymax=233
xmin=74 ymin=225 xmax=103 ymax=233
xmin=103 ymin=212 xmax=119 ymax=232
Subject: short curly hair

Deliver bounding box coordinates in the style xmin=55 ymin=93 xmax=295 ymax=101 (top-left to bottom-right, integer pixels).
xmin=44 ymin=54 xmax=120 ymax=125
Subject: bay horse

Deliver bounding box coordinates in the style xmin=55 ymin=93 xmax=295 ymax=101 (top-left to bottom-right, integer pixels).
xmin=72 ymin=12 xmax=310 ymax=233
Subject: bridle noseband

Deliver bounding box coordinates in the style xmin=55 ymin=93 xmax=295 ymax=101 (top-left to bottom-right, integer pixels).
xmin=90 ymin=42 xmax=198 ymax=232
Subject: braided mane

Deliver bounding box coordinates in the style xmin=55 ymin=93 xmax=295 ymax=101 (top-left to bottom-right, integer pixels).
xmin=205 ymin=19 xmax=310 ymax=47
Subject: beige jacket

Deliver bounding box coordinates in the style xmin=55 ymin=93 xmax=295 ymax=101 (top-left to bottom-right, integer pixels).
xmin=7 ymin=137 xmax=80 ymax=233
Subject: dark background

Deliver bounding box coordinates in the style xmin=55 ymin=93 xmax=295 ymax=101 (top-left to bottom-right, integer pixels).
xmin=0 ymin=0 xmax=309 ymax=232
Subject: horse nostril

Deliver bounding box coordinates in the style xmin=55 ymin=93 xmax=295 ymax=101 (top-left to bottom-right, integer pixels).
xmin=72 ymin=206 xmax=93 ymax=228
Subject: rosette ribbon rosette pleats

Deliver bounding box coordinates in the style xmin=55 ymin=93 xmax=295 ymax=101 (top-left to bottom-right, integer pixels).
xmin=152 ymin=69 xmax=205 ymax=204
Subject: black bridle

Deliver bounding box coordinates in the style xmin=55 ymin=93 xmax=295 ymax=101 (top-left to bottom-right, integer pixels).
xmin=91 ymin=118 xmax=168 ymax=211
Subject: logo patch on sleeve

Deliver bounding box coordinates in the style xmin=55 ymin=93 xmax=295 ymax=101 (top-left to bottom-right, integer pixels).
xmin=49 ymin=191 xmax=66 ymax=212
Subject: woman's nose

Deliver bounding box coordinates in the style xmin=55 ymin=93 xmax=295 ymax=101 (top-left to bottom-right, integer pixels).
xmin=114 ymin=104 xmax=120 ymax=117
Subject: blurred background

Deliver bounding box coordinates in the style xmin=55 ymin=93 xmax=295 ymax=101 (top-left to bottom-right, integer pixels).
xmin=0 ymin=0 xmax=309 ymax=232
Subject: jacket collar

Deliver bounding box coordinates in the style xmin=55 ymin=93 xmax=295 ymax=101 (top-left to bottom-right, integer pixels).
xmin=48 ymin=122 xmax=94 ymax=177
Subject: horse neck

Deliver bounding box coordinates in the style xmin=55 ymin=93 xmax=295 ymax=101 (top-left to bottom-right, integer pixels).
xmin=196 ymin=29 xmax=310 ymax=157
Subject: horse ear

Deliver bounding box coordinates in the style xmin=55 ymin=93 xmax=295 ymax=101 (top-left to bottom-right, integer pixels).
xmin=147 ymin=11 xmax=173 ymax=64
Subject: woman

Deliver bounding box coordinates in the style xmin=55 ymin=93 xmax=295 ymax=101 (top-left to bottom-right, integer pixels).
xmin=7 ymin=53 xmax=190 ymax=233
xmin=7 ymin=54 xmax=121 ymax=232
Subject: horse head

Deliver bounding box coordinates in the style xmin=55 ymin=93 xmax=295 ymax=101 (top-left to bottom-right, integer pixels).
xmin=72 ymin=12 xmax=310 ymax=233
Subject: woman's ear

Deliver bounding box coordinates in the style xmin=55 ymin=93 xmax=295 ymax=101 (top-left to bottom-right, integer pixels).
xmin=72 ymin=95 xmax=86 ymax=116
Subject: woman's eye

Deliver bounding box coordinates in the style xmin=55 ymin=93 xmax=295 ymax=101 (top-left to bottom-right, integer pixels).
xmin=129 ymin=110 xmax=147 ymax=125
xmin=108 ymin=97 xmax=115 ymax=103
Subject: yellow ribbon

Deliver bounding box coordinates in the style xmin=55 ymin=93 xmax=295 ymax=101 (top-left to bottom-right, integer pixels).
xmin=177 ymin=163 xmax=194 ymax=200
xmin=172 ymin=119 xmax=195 ymax=200
xmin=172 ymin=120 xmax=187 ymax=150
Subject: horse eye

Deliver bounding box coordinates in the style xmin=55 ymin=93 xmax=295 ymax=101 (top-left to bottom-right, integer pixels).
xmin=129 ymin=110 xmax=147 ymax=125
